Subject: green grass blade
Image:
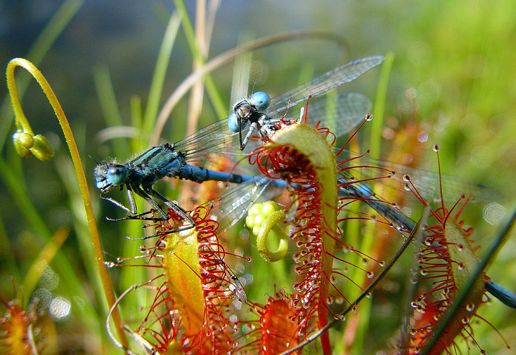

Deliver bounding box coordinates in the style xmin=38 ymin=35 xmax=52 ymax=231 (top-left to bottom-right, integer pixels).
xmin=370 ymin=52 xmax=394 ymax=160
xmin=142 ymin=12 xmax=181 ymax=138
xmin=93 ymin=66 xmax=128 ymax=157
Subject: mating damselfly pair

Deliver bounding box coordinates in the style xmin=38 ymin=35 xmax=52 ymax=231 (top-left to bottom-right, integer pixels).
xmin=94 ymin=56 xmax=387 ymax=226
xmin=94 ymin=54 xmax=478 ymax=237
xmin=95 ymin=54 xmax=516 ymax=342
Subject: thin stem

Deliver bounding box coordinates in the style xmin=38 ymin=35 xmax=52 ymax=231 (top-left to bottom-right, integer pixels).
xmin=6 ymin=58 xmax=128 ymax=348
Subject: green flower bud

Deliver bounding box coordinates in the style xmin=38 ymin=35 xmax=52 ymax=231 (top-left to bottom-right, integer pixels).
xmin=12 ymin=131 xmax=34 ymax=158
xmin=30 ymin=134 xmax=54 ymax=161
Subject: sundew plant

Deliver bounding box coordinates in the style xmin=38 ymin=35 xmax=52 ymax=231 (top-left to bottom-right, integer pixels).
xmin=1 ymin=1 xmax=515 ymax=353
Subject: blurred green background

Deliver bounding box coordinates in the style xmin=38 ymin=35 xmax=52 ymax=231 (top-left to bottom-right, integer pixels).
xmin=0 ymin=0 xmax=514 ymax=353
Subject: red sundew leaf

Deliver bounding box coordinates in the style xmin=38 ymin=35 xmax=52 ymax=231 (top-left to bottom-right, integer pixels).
xmin=260 ymin=296 xmax=300 ymax=354
xmin=0 ymin=303 xmax=33 ymax=355
xmin=404 ymin=195 xmax=489 ymax=354
xmin=252 ymin=121 xmax=339 ymax=354
xmin=154 ymin=207 xmax=242 ymax=353
xmin=0 ymin=301 xmax=55 ymax=354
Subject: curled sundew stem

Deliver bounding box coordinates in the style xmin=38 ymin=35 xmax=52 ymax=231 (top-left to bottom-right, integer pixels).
xmin=247 ymin=201 xmax=289 ymax=262
xmin=6 ymin=58 xmax=128 ymax=348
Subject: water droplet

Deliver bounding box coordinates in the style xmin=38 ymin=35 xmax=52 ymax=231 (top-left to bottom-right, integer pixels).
xmin=466 ymin=304 xmax=475 ymax=312
xmin=49 ymin=296 xmax=71 ymax=320
xmin=367 ymin=271 xmax=374 ymax=279
xmin=403 ymin=175 xmax=411 ymax=182
xmin=461 ymin=317 xmax=469 ymax=325
xmin=104 ymin=261 xmax=115 ymax=268
xmin=483 ymin=202 xmax=506 ymax=226
xmin=365 ymin=113 xmax=373 ymax=122
xmin=379 ymin=260 xmax=385 ymax=267
xmin=433 ymin=144 xmax=439 ymax=152
xmin=334 ymin=314 xmax=346 ymax=321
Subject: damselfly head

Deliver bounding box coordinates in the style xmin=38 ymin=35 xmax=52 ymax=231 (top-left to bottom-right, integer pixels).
xmin=94 ymin=162 xmax=128 ymax=192
xmin=227 ymin=112 xmax=241 ymax=133
xmin=248 ymin=91 xmax=270 ymax=111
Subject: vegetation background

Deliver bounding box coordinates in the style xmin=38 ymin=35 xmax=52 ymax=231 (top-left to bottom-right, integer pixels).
xmin=0 ymin=0 xmax=514 ymax=353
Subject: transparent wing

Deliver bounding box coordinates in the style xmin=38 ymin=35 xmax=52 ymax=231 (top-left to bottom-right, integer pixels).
xmin=173 ymin=57 xmax=381 ymax=164
xmin=305 ymin=92 xmax=372 ymax=138
xmin=173 ymin=120 xmax=241 ymax=164
xmin=267 ymin=56 xmax=383 ymax=117
xmin=177 ymin=91 xmax=372 ymax=165
xmin=209 ymin=176 xmax=275 ymax=232
xmin=337 ymin=152 xmax=496 ymax=204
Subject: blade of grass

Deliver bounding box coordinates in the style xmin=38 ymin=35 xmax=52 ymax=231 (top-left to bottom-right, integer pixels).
xmin=20 ymin=227 xmax=69 ymax=304
xmin=93 ymin=67 xmax=128 ymax=157
xmin=370 ymin=52 xmax=394 ymax=160
xmin=349 ymin=52 xmax=395 ymax=354
xmin=141 ymin=12 xmax=181 ymax=141
xmin=130 ymin=96 xmax=144 ymax=152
